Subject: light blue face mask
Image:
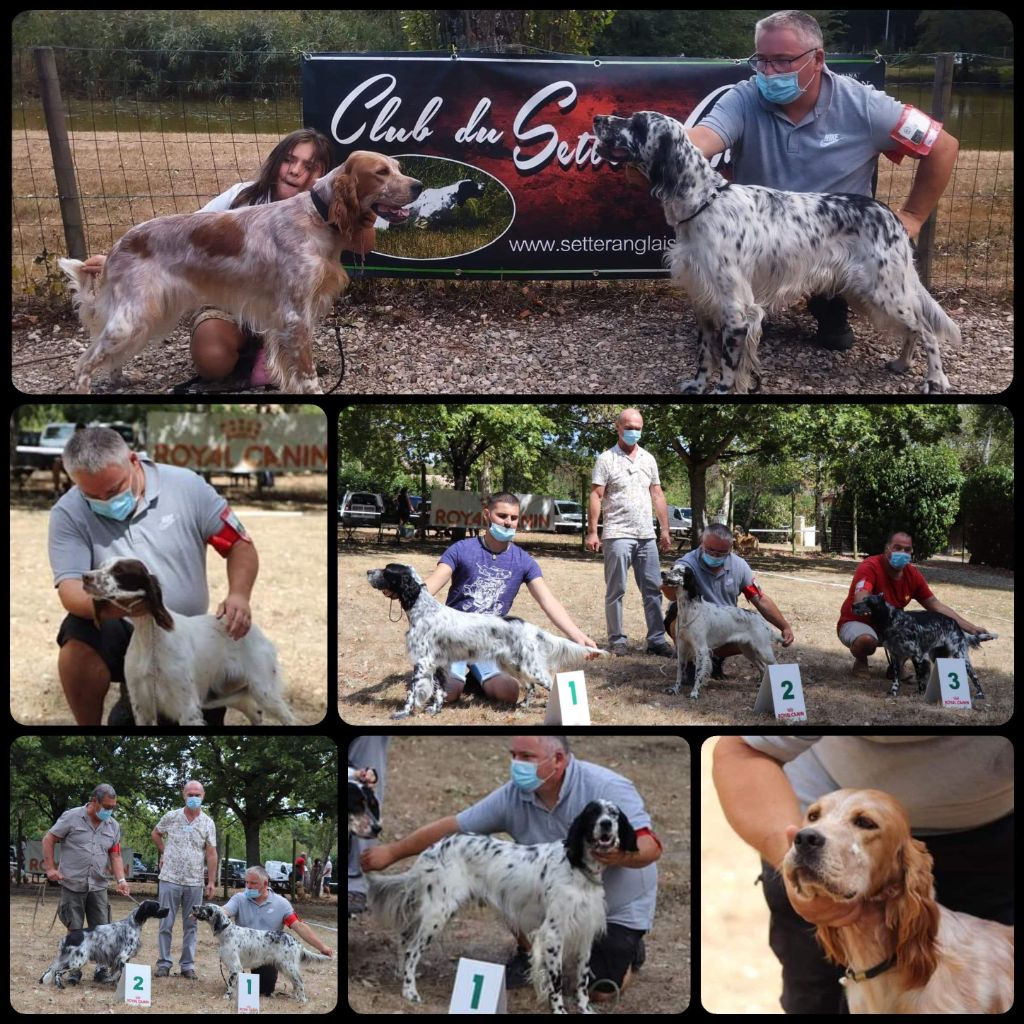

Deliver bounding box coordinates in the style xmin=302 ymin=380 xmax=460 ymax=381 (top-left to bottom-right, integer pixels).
xmin=489 ymin=522 xmax=516 ymax=543
xmin=96 ymin=808 xmax=114 ymax=822
xmin=621 ymin=428 xmax=642 ymax=446
xmin=755 ymin=53 xmax=815 ymax=105
xmin=700 ymin=550 xmax=728 ymax=569
xmin=888 ymin=551 xmax=912 ymax=570
xmin=185 ymin=796 xmax=203 ymax=810
xmin=244 ymin=886 xmax=260 ymax=901
xmin=510 ymin=758 xmax=552 ymax=792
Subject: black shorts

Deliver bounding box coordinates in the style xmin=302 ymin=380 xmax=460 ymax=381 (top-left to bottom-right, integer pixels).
xmin=588 ymin=922 xmax=646 ymax=989
xmin=56 ymin=613 xmax=133 ymax=682
xmin=55 ymin=612 xmax=227 ymax=727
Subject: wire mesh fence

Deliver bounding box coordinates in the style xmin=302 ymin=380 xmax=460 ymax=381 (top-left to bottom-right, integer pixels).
xmin=11 ymin=46 xmax=1014 ymax=295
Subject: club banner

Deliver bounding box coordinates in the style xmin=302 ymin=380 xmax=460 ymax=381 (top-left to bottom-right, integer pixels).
xmin=303 ymin=52 xmax=884 ymax=279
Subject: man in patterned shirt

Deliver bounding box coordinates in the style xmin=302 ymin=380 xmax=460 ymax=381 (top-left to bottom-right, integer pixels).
xmin=587 ymin=409 xmax=673 ymax=657
xmin=151 ymin=780 xmax=217 ymax=980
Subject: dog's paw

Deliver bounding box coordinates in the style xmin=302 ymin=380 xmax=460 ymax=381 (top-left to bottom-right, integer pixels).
xmin=679 ymin=379 xmax=704 ymax=394
xmin=390 ymin=709 xmax=411 ymax=720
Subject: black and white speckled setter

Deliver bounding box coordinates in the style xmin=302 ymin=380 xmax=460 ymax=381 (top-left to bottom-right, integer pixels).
xmin=593 ymin=110 xmax=956 ymax=394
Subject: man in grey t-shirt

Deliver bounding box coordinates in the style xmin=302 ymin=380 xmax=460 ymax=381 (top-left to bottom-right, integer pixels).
xmin=361 ymin=736 xmax=662 ymax=1005
xmin=689 ymin=10 xmax=959 ymax=350
xmin=47 ymin=427 xmax=260 ymax=726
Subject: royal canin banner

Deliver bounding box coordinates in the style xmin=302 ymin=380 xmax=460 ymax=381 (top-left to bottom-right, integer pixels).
xmin=302 ymin=52 xmax=883 ymax=279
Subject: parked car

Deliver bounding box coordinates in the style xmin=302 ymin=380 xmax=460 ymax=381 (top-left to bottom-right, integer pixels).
xmin=220 ymin=858 xmax=248 ymax=888
xmin=551 ymin=499 xmax=585 ymax=533
xmin=667 ymin=505 xmax=693 ymax=538
xmin=338 ymin=490 xmax=385 ymax=529
xmin=264 ymin=859 xmax=294 ymax=893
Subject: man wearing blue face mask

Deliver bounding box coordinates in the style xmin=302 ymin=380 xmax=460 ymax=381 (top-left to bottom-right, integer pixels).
xmin=838 ymin=529 xmax=987 ymax=678
xmin=152 ymin=781 xmax=217 ymax=980
xmin=663 ymin=523 xmax=794 ymax=680
xmin=47 ymin=426 xmax=260 ymax=726
xmin=361 ymin=736 xmax=662 ymax=1005
xmin=42 ymin=783 xmax=130 ymax=985
xmin=587 ymin=408 xmax=674 ymax=658
xmin=687 ymin=9 xmax=959 ymax=351
xmin=378 ymin=491 xmax=599 ymax=708
xmin=218 ymin=865 xmax=333 ymax=995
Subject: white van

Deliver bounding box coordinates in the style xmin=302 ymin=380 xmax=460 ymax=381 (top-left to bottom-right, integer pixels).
xmin=551 ymin=499 xmax=585 ymax=533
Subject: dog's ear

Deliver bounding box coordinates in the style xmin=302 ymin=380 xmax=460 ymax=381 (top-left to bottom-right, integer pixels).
xmin=564 ymin=803 xmax=595 ymax=869
xmin=139 ymin=568 xmax=174 ymax=630
xmin=329 ymin=167 xmax=365 ymax=235
xmin=92 ymin=598 xmax=112 ymax=630
xmin=616 ymin=807 xmax=639 ymax=853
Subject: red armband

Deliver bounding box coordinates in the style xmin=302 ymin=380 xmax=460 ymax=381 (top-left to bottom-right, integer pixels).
xmin=109 ymin=843 xmax=121 ymax=854
xmin=635 ymin=827 xmax=662 ymax=852
xmin=283 ymin=912 xmax=299 ymax=928
xmin=742 ymin=579 xmax=764 ymax=602
xmin=883 ymin=104 xmax=942 ymax=165
xmin=207 ymin=506 xmax=251 ymax=557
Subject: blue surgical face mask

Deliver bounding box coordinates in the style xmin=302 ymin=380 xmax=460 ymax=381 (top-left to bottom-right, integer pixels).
xmin=185 ymin=796 xmax=202 ymax=810
xmin=244 ymin=886 xmax=260 ymax=901
xmin=85 ymin=462 xmax=138 ymax=521
xmin=86 ymin=485 xmax=137 ymax=521
xmin=621 ymin=428 xmax=642 ymax=446
xmin=888 ymin=551 xmax=912 ymax=570
xmin=489 ymin=522 xmax=516 ymax=543
xmin=701 ymin=550 xmax=728 ymax=569
xmin=96 ymin=808 xmax=114 ymax=822
xmin=510 ymin=757 xmax=552 ymax=792
xmin=755 ymin=51 xmax=816 ymax=106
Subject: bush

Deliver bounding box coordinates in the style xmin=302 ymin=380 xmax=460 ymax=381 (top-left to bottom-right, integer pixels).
xmin=837 ymin=445 xmax=962 ymax=560
xmin=959 ymin=464 xmax=1014 ymax=568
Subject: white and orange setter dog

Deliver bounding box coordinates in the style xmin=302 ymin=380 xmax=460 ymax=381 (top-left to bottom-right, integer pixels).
xmin=59 ymin=151 xmax=422 ymax=394
xmin=783 ymin=789 xmax=1013 ymax=1013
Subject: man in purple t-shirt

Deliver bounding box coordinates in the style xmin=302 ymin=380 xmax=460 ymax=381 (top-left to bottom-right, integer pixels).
xmin=408 ymin=492 xmax=600 ymax=706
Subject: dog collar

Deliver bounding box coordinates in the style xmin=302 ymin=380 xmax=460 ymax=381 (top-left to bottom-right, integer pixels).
xmin=310 ymin=189 xmax=339 ymax=232
xmin=842 ymin=953 xmax=898 ymax=983
xmin=673 ymin=182 xmax=730 ymax=226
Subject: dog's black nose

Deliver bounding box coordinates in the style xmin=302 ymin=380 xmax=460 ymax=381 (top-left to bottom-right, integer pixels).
xmin=794 ymin=827 xmax=825 ymax=853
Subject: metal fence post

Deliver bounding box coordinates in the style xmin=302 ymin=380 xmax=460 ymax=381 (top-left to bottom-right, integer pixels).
xmin=916 ymin=52 xmax=955 ymax=288
xmin=33 ymin=46 xmax=87 ymax=259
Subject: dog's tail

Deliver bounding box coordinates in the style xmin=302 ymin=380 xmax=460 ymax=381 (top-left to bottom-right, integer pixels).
xmin=58 ymin=257 xmax=104 ymax=335
xmin=366 ymin=870 xmax=420 ymax=933
xmin=733 ymin=303 xmax=764 ymax=394
xmin=541 ymin=634 xmax=611 ymax=672
xmin=299 ymin=946 xmax=333 ymax=962
xmin=967 ymin=631 xmax=999 ymax=647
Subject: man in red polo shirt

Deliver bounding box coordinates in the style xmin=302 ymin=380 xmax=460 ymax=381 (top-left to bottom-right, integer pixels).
xmin=837 ymin=529 xmax=987 ymax=677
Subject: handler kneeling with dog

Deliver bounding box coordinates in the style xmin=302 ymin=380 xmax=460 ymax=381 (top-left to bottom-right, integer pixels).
xmin=837 ymin=528 xmax=989 ymax=678
xmin=662 ymin=523 xmax=795 ymax=682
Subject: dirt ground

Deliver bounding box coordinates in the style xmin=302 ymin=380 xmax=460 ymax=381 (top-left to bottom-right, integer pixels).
xmin=699 ymin=737 xmax=782 ymax=1014
xmin=347 ymin=734 xmax=690 ymax=1014
xmin=339 ymin=535 xmax=1013 ymax=726
xmin=9 ymin=889 xmax=338 ymax=1013
xmin=9 ymin=478 xmax=328 ymax=725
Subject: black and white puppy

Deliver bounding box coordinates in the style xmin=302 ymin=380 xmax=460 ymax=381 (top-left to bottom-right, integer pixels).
xmin=39 ymin=900 xmax=169 ymax=988
xmin=592 ymin=110 xmax=956 ymax=394
xmin=367 ymin=563 xmax=606 ymax=718
xmin=367 ymin=799 xmax=636 ymax=1013
xmin=852 ymin=592 xmax=995 ymax=698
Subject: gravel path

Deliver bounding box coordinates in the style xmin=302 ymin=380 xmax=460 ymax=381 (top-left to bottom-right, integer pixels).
xmin=12 ymin=281 xmax=1012 ymax=395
